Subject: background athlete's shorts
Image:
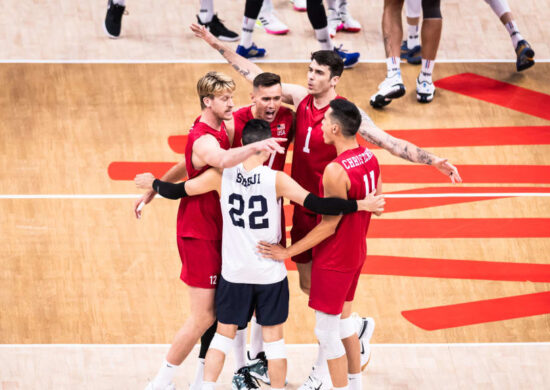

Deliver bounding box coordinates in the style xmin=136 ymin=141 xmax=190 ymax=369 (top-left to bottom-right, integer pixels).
xmin=177 ymin=237 xmax=221 ymax=289
xmin=308 ymin=265 xmax=362 ymax=315
xmin=290 ymin=205 xmax=318 ymax=264
xmin=215 ymin=276 xmax=289 ymax=328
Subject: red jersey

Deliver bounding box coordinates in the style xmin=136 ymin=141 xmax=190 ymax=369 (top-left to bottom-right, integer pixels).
xmin=176 ymin=117 xmax=230 ymax=240
xmin=312 ymin=147 xmax=380 ymax=272
xmin=291 ymin=94 xmax=344 ymax=198
xmin=232 ymin=105 xmax=294 ymax=171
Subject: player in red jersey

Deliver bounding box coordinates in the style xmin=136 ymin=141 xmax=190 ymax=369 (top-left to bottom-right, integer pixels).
xmin=191 ymin=22 xmax=462 ymax=384
xmin=259 ymin=99 xmax=382 ymax=390
xmin=138 ymin=71 xmax=285 ymax=390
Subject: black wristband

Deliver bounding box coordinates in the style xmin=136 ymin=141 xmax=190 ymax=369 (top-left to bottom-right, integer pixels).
xmin=153 ymin=179 xmax=188 ymax=200
xmin=303 ymin=193 xmax=358 ymax=215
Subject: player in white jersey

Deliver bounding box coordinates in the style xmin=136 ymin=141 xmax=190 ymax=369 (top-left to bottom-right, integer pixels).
xmin=135 ymin=119 xmax=385 ymax=390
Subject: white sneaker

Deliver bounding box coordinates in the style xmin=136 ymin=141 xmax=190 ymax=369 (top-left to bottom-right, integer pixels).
xmin=352 ymin=313 xmax=375 ymax=371
xmin=291 ymin=0 xmax=306 ymax=12
xmin=416 ymin=77 xmax=435 ymax=103
xmin=327 ymin=8 xmax=342 ymax=38
xmin=370 ymin=73 xmax=406 ymax=108
xmin=145 ymin=381 xmax=176 ymax=390
xmin=257 ymin=8 xmax=289 ymax=35
xmin=298 ymin=370 xmax=325 ymax=390
xmin=339 ymin=11 xmax=361 ymax=32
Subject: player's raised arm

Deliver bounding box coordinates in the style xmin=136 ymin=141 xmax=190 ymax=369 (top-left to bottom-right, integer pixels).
xmin=275 ymin=171 xmax=384 ymax=215
xmin=190 ymin=23 xmax=263 ymax=83
xmin=133 ymin=158 xmax=188 ymax=219
xmin=357 ymin=108 xmax=462 ymax=183
xmin=190 ymin=23 xmax=308 ymax=106
xmin=135 ymin=167 xmax=222 ymax=199
xmin=193 ymin=133 xmax=286 ymax=169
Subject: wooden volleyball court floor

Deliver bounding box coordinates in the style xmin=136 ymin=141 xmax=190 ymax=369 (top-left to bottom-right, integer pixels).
xmin=1 ymin=60 xmax=550 ymax=389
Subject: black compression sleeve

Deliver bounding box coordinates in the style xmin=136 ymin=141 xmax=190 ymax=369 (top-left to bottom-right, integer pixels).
xmin=152 ymin=179 xmax=188 ymax=200
xmin=303 ymin=193 xmax=358 ymax=215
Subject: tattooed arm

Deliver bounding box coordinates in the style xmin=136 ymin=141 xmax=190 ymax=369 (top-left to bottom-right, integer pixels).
xmin=357 ymin=108 xmax=462 ymax=183
xmin=190 ymin=23 xmax=262 ymax=82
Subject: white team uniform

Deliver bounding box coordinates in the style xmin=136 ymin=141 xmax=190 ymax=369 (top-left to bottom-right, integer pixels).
xmin=220 ymin=163 xmax=287 ymax=285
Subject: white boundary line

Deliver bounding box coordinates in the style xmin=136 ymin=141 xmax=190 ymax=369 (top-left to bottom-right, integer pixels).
xmin=0 ymin=342 xmax=549 ymax=348
xmin=1 ymin=59 xmax=550 ymax=64
xmin=1 ymin=193 xmax=549 ymax=200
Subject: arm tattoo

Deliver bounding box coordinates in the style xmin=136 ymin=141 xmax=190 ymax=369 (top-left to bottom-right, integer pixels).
xmin=231 ymin=63 xmax=251 ymax=78
xmin=218 ymin=48 xmax=225 ymax=55
xmin=415 ymin=147 xmax=433 ymax=165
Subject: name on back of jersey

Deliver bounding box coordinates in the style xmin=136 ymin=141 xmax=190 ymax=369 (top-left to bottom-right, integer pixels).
xmin=341 ymin=149 xmax=374 ymax=170
xmin=236 ymin=172 xmax=261 ymax=187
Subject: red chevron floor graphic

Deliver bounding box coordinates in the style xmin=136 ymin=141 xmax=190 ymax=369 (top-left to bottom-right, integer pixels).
xmin=111 ymin=72 xmax=550 ymax=331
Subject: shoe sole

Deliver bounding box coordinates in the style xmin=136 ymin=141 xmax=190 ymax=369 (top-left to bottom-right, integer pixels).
xmin=218 ymin=35 xmax=240 ymax=42
xmin=293 ymin=6 xmax=306 ymax=11
xmin=249 ymin=371 xmax=270 ymax=386
xmin=361 ymin=351 xmax=372 ymax=371
xmin=359 ymin=317 xmax=375 ymax=372
xmin=340 ymin=26 xmax=361 ymax=32
xmin=264 ymin=28 xmax=289 ymax=35
xmin=417 ymin=89 xmax=435 ymax=103
xmin=370 ymin=84 xmax=406 ymax=108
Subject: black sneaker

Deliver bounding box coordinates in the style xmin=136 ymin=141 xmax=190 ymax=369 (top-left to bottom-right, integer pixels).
xmin=232 ymin=366 xmax=260 ymax=390
xmin=515 ymin=39 xmax=535 ymax=72
xmin=196 ymin=14 xmax=239 ymax=42
xmin=103 ymin=0 xmax=125 ymax=38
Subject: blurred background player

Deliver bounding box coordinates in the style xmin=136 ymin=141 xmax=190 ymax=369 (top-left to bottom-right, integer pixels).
xmin=327 ymin=0 xmax=362 ymax=38
xmin=104 ymin=0 xmax=239 ymax=41
xmin=237 ymin=0 xmax=289 ymax=59
xmin=306 ymin=0 xmax=360 ymax=68
xmin=370 ymin=0 xmax=442 ymax=107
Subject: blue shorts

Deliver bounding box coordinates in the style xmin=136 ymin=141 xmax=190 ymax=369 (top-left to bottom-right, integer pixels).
xmin=215 ymin=276 xmax=289 ymax=328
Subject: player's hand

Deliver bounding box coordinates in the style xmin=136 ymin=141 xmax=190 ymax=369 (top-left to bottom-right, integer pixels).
xmin=135 ymin=173 xmax=156 ymax=190
xmin=257 ymin=241 xmax=289 ymax=262
xmin=252 ymin=138 xmax=287 ymax=154
xmin=358 ymin=190 xmax=385 ymax=213
xmin=434 ymin=157 xmax=462 ymax=184
xmin=133 ymin=189 xmax=156 ymax=219
xmin=190 ymin=23 xmax=218 ymax=46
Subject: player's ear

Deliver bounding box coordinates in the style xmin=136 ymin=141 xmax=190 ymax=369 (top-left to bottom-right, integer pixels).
xmin=203 ymin=96 xmax=211 ymax=108
xmin=330 ymin=75 xmax=340 ymax=87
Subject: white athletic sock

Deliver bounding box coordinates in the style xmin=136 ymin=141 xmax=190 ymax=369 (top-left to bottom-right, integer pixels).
xmin=198 ymin=0 xmax=214 ymax=24
xmin=190 ymin=358 xmax=205 ymax=389
xmin=348 ymin=373 xmax=362 ymax=390
xmin=315 ymin=28 xmax=333 ymax=50
xmin=240 ymin=16 xmax=256 ymax=48
xmin=407 ymin=24 xmax=420 ymax=49
xmin=505 ymin=21 xmax=523 ymax=48
xmin=201 ymin=381 xmax=215 ymax=390
xmin=112 ymin=0 xmax=125 ymax=6
xmin=250 ymin=316 xmax=264 ymax=358
xmin=338 ymin=0 xmax=349 ymax=15
xmin=419 ymin=58 xmax=435 ymax=82
xmin=313 ymin=344 xmax=329 ymax=376
xmin=386 ymin=56 xmax=401 ymax=78
xmin=234 ymin=328 xmax=248 ymax=371
xmin=152 ymin=359 xmax=178 ymax=389
xmin=261 ymin=0 xmax=274 ymax=13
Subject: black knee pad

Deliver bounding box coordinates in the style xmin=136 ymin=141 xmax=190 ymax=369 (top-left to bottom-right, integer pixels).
xmin=198 ymin=320 xmax=217 ymax=359
xmin=422 ymin=0 xmax=441 ymax=19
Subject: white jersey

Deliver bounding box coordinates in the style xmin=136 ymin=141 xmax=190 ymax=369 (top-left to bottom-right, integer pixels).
xmin=220 ymin=163 xmax=286 ymax=284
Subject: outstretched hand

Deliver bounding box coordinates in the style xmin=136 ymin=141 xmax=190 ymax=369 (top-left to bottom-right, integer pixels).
xmin=190 ymin=23 xmax=218 ymax=46
xmin=253 ymin=138 xmax=287 ymax=154
xmin=433 ymin=158 xmax=462 ymax=184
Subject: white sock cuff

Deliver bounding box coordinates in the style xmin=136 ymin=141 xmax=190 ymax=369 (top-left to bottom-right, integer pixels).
xmin=485 ymin=0 xmax=511 ymax=18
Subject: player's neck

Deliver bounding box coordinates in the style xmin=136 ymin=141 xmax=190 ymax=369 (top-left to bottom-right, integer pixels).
xmin=200 ymin=109 xmax=224 ymax=131
xmin=334 ymin=138 xmax=359 ymax=155
xmin=242 ymin=155 xmax=264 ymax=171
xmin=313 ymin=88 xmax=337 ymax=109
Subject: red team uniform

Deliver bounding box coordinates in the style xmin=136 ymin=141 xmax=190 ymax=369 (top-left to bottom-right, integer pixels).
xmin=290 ymin=94 xmax=344 ymax=263
xmin=233 ymin=105 xmax=294 ymax=245
xmin=232 ymin=105 xmax=294 ymax=171
xmin=177 ymin=117 xmax=230 ymax=289
xmin=309 ymin=147 xmax=380 ymax=314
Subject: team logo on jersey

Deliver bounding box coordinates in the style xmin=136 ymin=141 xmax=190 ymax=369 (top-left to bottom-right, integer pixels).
xmin=276 ymin=123 xmax=286 ymax=136
xmin=236 ymin=172 xmax=261 ymax=187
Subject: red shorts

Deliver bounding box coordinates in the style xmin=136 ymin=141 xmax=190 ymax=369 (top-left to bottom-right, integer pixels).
xmin=177 ymin=237 xmax=221 ymax=289
xmin=290 ymin=205 xmax=318 ymax=264
xmin=308 ymin=265 xmax=362 ymax=315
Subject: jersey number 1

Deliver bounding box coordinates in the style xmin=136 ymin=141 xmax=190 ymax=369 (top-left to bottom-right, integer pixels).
xmin=303 ymin=126 xmax=313 ymax=153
